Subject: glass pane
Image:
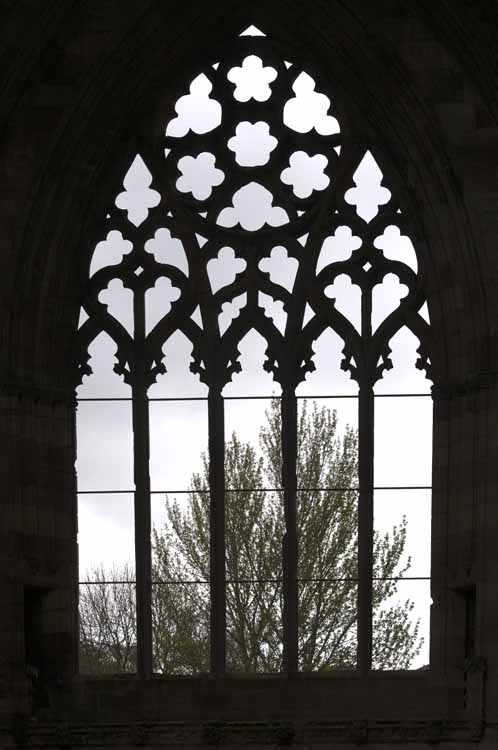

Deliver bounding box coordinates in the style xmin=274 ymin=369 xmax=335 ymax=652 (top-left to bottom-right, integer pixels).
xmin=258 ymin=246 xmax=298 ymax=293
xmin=374 ymin=395 xmax=432 ymax=487
xmin=207 ymin=245 xmax=246 ymax=293
xmin=148 ymin=330 xmax=208 ymax=399
xmin=176 ymin=152 xmax=225 ymax=201
xmin=371 ymin=274 xmax=408 ymax=333
xmin=152 ymin=496 xmax=210 ymax=675
xmin=149 ymin=400 xmax=208 ymax=491
xmin=281 ymin=151 xmax=330 ymax=199
xmin=115 ymin=154 xmax=160 ymax=227
xmin=258 ymin=291 xmax=287 ymax=335
xmin=222 ymin=329 xmax=281 ymax=397
xmin=374 ymin=489 xmax=431 ymax=579
xmin=79 ymin=582 xmax=136 ymax=674
xmin=228 ymin=56 xmax=277 ymax=104
xmin=152 ymin=583 xmax=210 ymax=675
xmin=283 ymin=72 xmax=339 ymax=135
xmin=298 ymin=490 xmax=358 ymax=581
xmin=374 ymin=225 xmax=418 ymax=273
xmin=145 ymin=276 xmax=181 ymax=335
xmin=296 ymin=328 xmax=358 ymax=397
xmin=89 ymin=230 xmax=133 ymax=278
xmin=324 ymin=275 xmax=362 ymax=333
xmin=165 ymin=73 xmax=222 ymax=137
xmin=374 ymin=326 xmax=431 ymax=395
xmin=296 ymin=397 xmax=358 ymax=489
xmin=224 ymin=397 xmax=281 ymax=489
xmin=78 ymin=493 xmax=135 ymax=581
xmin=226 ymin=581 xmax=283 ymax=673
xmin=151 ymin=493 xmax=209 ymax=583
xmin=144 ymin=227 xmax=189 ymax=274
xmin=316 ymin=226 xmax=362 ymax=273
xmin=76 ymin=401 xmax=133 ymax=491
xmin=298 ymin=579 xmax=357 ymax=671
xmin=215 ymin=291 xmax=245 ymax=336
xmin=217 ymin=183 xmax=288 ymax=231
xmin=239 ymin=25 xmax=266 ymax=37
xmin=372 ymin=578 xmax=430 ymax=671
xmin=227 ymin=120 xmax=278 ymax=167
xmin=226 ymin=489 xmax=283 ymax=584
xmin=344 ymin=151 xmax=391 ymax=223
xmin=77 ymin=331 xmax=131 ymax=399
xmin=98 ymin=279 xmax=134 ymax=334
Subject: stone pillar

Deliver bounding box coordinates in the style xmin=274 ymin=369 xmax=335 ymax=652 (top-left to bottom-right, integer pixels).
xmin=0 ymin=390 xmax=78 ymax=719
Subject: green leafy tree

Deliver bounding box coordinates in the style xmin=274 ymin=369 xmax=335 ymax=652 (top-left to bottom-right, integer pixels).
xmin=151 ymin=400 xmax=421 ymax=673
xmin=79 ymin=400 xmax=422 ymax=673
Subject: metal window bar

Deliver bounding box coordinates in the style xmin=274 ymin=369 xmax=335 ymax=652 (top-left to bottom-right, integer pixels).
xmin=77 ymin=393 xmax=432 ymax=401
xmin=77 ymin=485 xmax=432 ymax=494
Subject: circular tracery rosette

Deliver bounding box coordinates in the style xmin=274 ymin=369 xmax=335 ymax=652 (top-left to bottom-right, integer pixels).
xmin=162 ymin=36 xmax=342 ymax=239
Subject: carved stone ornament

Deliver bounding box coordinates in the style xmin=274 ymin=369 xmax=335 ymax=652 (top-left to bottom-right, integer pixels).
xmin=77 ymin=34 xmax=432 ymax=396
xmin=76 ymin=27 xmax=434 ymax=679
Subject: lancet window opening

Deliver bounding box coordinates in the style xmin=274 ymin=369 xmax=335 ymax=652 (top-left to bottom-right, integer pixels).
xmin=76 ymin=26 xmax=433 ymax=677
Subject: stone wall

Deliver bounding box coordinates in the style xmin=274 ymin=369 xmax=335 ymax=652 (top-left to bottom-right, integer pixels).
xmin=1 ymin=1 xmax=498 ymax=746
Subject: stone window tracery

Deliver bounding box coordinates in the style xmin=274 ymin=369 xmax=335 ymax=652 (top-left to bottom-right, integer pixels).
xmin=76 ymin=26 xmax=433 ymax=677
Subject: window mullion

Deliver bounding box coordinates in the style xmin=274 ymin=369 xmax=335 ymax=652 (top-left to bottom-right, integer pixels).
xmin=282 ymin=387 xmax=298 ymax=674
xmin=357 ymin=251 xmax=375 ymax=675
xmin=357 ymin=384 xmax=374 ymax=674
xmin=209 ymin=389 xmax=226 ymax=675
xmin=132 ymin=288 xmax=153 ymax=677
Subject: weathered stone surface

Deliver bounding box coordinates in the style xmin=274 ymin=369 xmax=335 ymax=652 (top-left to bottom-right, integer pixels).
xmin=1 ymin=1 xmax=498 ymax=746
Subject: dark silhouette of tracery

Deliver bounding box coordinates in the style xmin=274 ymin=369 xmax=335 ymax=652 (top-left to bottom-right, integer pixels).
xmin=76 ymin=29 xmax=432 ymax=677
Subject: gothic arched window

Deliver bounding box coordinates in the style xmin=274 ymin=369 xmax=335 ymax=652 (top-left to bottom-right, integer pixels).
xmin=76 ymin=25 xmax=433 ymax=677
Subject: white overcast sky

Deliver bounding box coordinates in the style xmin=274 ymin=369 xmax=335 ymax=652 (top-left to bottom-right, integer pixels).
xmin=76 ymin=28 xmax=432 ymax=667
